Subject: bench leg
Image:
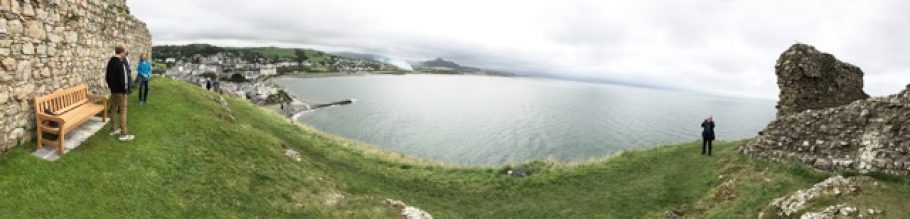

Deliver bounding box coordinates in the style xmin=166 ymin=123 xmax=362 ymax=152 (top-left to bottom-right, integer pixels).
xmin=56 ymin=131 xmax=65 ymax=155
xmin=36 ymin=123 xmax=43 ymax=150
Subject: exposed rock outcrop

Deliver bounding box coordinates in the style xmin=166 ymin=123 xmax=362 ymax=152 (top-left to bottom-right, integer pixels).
xmin=767 ymin=175 xmax=868 ymax=217
xmin=743 ymin=44 xmax=910 ymax=176
xmin=0 ymin=0 xmax=151 ymax=152
xmin=775 ymin=44 xmax=869 ymax=116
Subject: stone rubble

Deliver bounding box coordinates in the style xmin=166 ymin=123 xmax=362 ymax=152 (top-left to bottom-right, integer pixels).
xmin=385 ymin=199 xmax=433 ymax=219
xmin=284 ymin=148 xmax=301 ymax=162
xmin=743 ymin=44 xmax=910 ymax=176
xmin=800 ymin=204 xmax=883 ymax=219
xmin=767 ymin=175 xmax=867 ymax=217
xmin=799 ymin=204 xmax=852 ymax=219
xmin=0 ymin=0 xmax=151 ymax=153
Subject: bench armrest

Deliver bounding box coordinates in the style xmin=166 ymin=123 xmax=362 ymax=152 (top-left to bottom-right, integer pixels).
xmin=87 ymin=93 xmax=108 ymax=105
xmin=36 ymin=112 xmax=65 ymax=124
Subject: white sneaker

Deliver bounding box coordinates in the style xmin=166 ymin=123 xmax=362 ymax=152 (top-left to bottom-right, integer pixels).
xmin=109 ymin=129 xmax=121 ymax=136
xmin=118 ymin=135 xmax=135 ymax=141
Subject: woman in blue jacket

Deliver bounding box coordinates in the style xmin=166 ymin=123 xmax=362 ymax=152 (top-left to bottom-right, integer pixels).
xmin=137 ymin=53 xmax=153 ymax=105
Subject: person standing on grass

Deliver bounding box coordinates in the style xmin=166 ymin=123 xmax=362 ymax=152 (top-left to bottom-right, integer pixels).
xmin=105 ymin=45 xmax=135 ymax=141
xmin=137 ymin=53 xmax=153 ymax=106
xmin=701 ymin=116 xmax=715 ymax=155
xmin=213 ymin=78 xmax=221 ymax=94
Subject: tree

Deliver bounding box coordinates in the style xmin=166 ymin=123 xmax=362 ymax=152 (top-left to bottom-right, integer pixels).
xmin=226 ymin=73 xmax=248 ymax=82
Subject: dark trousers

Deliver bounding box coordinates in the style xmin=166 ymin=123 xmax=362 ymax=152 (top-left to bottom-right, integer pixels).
xmin=138 ymin=80 xmax=149 ymax=103
xmin=702 ymin=138 xmax=713 ymax=155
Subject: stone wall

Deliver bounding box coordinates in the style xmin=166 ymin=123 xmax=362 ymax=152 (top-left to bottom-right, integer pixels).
xmin=775 ymin=44 xmax=869 ymax=116
xmin=0 ymin=0 xmax=151 ymax=152
xmin=742 ymin=44 xmax=910 ymax=176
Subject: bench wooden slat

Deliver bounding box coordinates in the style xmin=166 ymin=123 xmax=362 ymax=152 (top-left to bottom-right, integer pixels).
xmin=57 ymin=104 xmax=105 ymax=133
xmin=56 ymin=99 xmax=89 ymax=114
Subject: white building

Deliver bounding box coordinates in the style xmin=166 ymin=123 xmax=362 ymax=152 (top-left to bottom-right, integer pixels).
xmin=259 ymin=67 xmax=277 ymax=76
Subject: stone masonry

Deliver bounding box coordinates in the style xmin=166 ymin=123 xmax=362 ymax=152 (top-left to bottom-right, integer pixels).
xmin=0 ymin=0 xmax=151 ymax=153
xmin=775 ymin=43 xmax=869 ymax=116
xmin=743 ymin=44 xmax=910 ymax=176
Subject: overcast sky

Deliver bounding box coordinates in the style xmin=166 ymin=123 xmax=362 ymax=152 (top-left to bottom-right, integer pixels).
xmin=127 ymin=0 xmax=910 ymax=99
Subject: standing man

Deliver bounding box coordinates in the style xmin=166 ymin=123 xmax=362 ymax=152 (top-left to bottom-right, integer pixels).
xmin=701 ymin=116 xmax=715 ymax=155
xmin=137 ymin=53 xmax=152 ymax=105
xmin=105 ymin=45 xmax=135 ymax=141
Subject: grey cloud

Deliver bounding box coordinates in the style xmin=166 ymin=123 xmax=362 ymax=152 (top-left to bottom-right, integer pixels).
xmin=128 ymin=0 xmax=910 ymax=99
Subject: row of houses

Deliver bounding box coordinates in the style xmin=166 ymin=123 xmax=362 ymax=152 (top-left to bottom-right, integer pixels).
xmin=168 ymin=67 xmax=285 ymax=105
xmin=165 ymin=63 xmax=277 ymax=81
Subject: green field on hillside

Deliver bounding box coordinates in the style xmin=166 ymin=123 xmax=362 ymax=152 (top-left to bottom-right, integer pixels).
xmin=252 ymin=47 xmax=297 ymax=59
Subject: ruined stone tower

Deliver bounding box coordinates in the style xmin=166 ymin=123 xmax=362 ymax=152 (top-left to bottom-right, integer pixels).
xmin=744 ymin=44 xmax=910 ymax=176
xmin=775 ymin=43 xmax=869 ymax=116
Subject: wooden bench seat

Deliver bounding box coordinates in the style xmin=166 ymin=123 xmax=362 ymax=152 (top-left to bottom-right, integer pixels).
xmin=34 ymin=84 xmax=108 ymax=155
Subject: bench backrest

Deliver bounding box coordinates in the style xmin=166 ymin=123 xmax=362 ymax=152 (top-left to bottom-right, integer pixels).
xmin=34 ymin=84 xmax=91 ymax=115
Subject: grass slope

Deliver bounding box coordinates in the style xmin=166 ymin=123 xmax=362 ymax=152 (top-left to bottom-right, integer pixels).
xmin=0 ymin=78 xmax=907 ymax=218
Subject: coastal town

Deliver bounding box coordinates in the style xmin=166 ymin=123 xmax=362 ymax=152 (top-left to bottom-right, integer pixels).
xmin=150 ymin=44 xmax=518 ymax=117
xmin=151 ymin=44 xmax=399 ymax=116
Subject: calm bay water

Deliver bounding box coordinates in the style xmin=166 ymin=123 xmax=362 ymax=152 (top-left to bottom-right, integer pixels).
xmin=275 ymin=75 xmax=775 ymax=166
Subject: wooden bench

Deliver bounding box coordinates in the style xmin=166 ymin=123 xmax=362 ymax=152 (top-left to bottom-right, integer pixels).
xmin=34 ymin=84 xmax=108 ymax=155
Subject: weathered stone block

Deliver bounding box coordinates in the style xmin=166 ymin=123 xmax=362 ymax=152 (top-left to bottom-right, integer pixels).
xmin=0 ymin=70 xmax=11 ymax=82
xmin=47 ymin=33 xmax=61 ymax=42
xmin=9 ymin=127 xmax=23 ymax=139
xmin=1 ymin=57 xmax=15 ymax=71
xmin=21 ymin=2 xmax=34 ymax=17
xmin=14 ymin=59 xmax=30 ymax=81
xmin=9 ymin=0 xmax=19 ymax=12
xmin=25 ymin=20 xmax=44 ymax=39
xmin=35 ymin=44 xmax=46 ymax=55
xmin=6 ymin=19 xmax=22 ymax=35
xmin=39 ymin=67 xmax=50 ymax=78
xmin=63 ymin=31 xmax=77 ymax=44
xmin=21 ymin=43 xmax=34 ymax=54
xmin=0 ymin=90 xmax=9 ymax=104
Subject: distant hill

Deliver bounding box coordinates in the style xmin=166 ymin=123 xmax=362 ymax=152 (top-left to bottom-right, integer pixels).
xmin=415 ymin=58 xmax=462 ymax=69
xmin=153 ymin=45 xmax=516 ymax=76
xmin=152 ymin=44 xmax=401 ymax=72
xmin=411 ymin=58 xmax=517 ymax=76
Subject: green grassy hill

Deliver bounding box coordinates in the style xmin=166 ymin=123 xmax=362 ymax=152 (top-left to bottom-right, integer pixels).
xmin=0 ymin=78 xmax=907 ymax=218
